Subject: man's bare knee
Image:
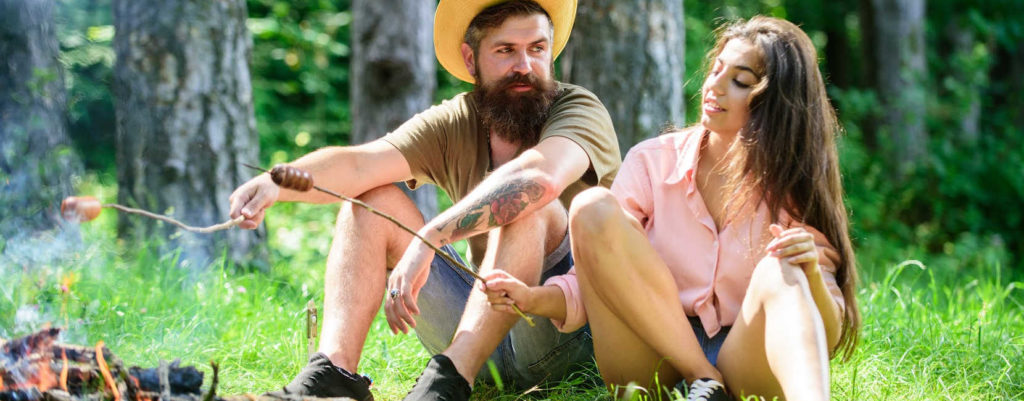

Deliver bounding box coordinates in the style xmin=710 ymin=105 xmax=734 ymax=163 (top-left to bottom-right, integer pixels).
xmin=334 ymin=184 xmax=425 ymax=265
xmin=336 ymin=185 xmax=422 ymax=226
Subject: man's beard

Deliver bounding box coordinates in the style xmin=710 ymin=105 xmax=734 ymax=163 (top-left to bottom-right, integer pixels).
xmin=472 ymin=71 xmax=559 ymax=148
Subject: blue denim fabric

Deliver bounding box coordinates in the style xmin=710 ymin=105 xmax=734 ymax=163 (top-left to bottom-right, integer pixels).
xmin=412 ymin=235 xmax=595 ymax=390
xmin=688 ymin=316 xmax=731 ymax=366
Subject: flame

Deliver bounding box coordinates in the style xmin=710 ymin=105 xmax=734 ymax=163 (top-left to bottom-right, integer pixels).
xmin=130 ymin=376 xmax=140 ymax=401
xmin=129 ymin=376 xmax=150 ymax=401
xmin=0 ymin=328 xmax=62 ymax=393
xmin=23 ymin=355 xmax=59 ymax=392
xmin=1 ymin=375 xmax=5 ymax=390
xmin=95 ymin=341 xmax=121 ymax=401
xmin=60 ymin=349 xmax=69 ymax=392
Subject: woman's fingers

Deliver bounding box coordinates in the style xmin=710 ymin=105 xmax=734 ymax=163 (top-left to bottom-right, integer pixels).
xmin=772 ymin=240 xmax=816 ymax=257
xmin=489 ymin=303 xmax=517 ymax=314
xmin=766 ymin=231 xmax=814 ymax=253
xmin=487 ymin=292 xmax=519 ymax=315
xmin=487 ymin=291 xmax=513 ymax=305
xmin=785 ymin=250 xmax=818 ymax=266
xmin=481 ymin=277 xmax=524 ymax=315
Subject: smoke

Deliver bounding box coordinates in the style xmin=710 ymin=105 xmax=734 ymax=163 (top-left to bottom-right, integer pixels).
xmin=0 ymin=218 xmax=95 ymax=343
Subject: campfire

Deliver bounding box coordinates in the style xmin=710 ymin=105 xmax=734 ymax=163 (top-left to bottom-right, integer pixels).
xmin=0 ymin=328 xmax=350 ymax=401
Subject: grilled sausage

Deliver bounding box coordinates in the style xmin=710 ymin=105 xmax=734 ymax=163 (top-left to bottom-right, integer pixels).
xmin=270 ymin=164 xmax=314 ymax=192
xmin=61 ymin=196 xmax=102 ymax=222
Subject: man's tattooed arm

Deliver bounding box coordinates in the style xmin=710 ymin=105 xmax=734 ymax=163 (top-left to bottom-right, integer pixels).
xmin=434 ymin=176 xmax=549 ymax=241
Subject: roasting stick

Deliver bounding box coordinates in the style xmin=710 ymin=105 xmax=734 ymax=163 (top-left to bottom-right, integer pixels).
xmin=102 ymin=204 xmax=244 ymax=233
xmin=242 ymin=163 xmax=536 ymax=327
xmin=60 ymin=196 xmax=244 ymax=232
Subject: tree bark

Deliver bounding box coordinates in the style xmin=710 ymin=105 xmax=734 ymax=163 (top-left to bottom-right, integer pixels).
xmin=821 ymin=0 xmax=857 ymax=89
xmin=858 ymin=0 xmax=879 ymax=150
xmin=112 ymin=0 xmax=265 ymax=269
xmin=350 ymin=0 xmax=438 ymax=221
xmin=562 ymin=0 xmax=685 ymax=152
xmin=868 ymin=0 xmax=928 ymax=175
xmin=0 ymin=0 xmax=82 ymax=237
xmin=946 ymin=19 xmax=983 ymax=145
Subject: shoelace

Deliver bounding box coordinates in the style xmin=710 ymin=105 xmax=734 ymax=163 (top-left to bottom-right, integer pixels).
xmin=299 ymin=369 xmax=325 ymax=390
xmin=686 ymin=379 xmax=724 ymax=401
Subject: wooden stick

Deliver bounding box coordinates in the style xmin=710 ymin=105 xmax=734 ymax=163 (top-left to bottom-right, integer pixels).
xmin=305 ymin=300 xmax=318 ymax=359
xmin=102 ymin=204 xmax=244 ymax=233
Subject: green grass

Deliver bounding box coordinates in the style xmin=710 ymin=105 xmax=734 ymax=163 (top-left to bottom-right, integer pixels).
xmin=2 ymin=188 xmax=1022 ymax=400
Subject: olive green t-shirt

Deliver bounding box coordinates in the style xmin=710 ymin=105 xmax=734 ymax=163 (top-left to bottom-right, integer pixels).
xmin=383 ymin=82 xmax=621 ymax=265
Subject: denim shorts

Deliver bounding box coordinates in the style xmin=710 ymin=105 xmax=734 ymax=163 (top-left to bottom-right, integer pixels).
xmin=688 ymin=316 xmax=730 ymax=366
xmin=413 ymin=234 xmax=595 ymax=390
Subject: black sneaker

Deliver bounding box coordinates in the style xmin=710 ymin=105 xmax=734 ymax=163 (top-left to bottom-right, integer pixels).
xmin=401 ymin=354 xmax=472 ymax=401
xmin=265 ymin=352 xmax=374 ymax=401
xmin=682 ymin=378 xmax=728 ymax=401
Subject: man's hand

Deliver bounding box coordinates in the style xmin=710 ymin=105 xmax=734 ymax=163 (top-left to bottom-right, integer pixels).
xmin=384 ymin=236 xmax=436 ymax=334
xmin=229 ymin=174 xmax=280 ymax=229
xmin=479 ymin=270 xmax=536 ymax=315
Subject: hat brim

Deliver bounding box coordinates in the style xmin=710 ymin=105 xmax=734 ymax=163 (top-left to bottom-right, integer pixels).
xmin=434 ymin=0 xmax=577 ymax=84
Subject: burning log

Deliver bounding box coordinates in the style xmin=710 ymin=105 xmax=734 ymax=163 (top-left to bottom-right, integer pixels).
xmin=128 ymin=363 xmax=201 ymax=396
xmin=0 ymin=388 xmax=42 ymax=401
xmin=1 ymin=329 xmax=357 ymax=401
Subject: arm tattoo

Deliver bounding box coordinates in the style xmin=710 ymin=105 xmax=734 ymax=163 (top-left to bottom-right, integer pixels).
xmin=439 ymin=178 xmax=547 ymax=239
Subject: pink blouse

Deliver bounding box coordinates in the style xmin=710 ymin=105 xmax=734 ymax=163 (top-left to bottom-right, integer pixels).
xmin=546 ymin=129 xmax=846 ymax=336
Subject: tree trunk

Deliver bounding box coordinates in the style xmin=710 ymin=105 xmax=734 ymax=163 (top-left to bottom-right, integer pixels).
xmin=858 ymin=0 xmax=879 ymax=150
xmin=820 ymin=0 xmax=857 ymax=89
xmin=946 ymin=19 xmax=983 ymax=145
xmin=350 ymin=0 xmax=438 ymax=221
xmin=112 ymin=0 xmax=265 ymax=269
xmin=869 ymin=0 xmax=928 ymax=175
xmin=0 ymin=0 xmax=81 ymax=237
xmin=562 ymin=0 xmax=685 ymax=152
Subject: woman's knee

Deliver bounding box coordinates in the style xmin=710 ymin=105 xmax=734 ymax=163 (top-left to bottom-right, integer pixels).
xmin=568 ymin=187 xmax=620 ymax=237
xmin=748 ymin=256 xmax=810 ymax=304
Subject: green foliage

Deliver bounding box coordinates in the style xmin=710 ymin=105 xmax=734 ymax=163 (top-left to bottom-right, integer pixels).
xmin=56 ymin=0 xmax=116 ymax=172
xmin=247 ymin=0 xmax=354 ymax=163
xmin=828 ymin=0 xmax=1024 ymax=267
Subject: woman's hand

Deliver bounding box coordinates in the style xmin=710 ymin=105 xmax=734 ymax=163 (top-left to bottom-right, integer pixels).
xmin=766 ymin=223 xmax=819 ymax=275
xmin=479 ymin=270 xmax=536 ymax=315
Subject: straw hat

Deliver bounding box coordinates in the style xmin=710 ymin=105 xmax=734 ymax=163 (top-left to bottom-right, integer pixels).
xmin=434 ymin=0 xmax=577 ymax=83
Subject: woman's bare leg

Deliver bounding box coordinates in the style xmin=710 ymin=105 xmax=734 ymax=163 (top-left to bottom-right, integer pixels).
xmin=569 ymin=188 xmax=721 ymax=393
xmin=716 ymin=256 xmax=833 ymax=401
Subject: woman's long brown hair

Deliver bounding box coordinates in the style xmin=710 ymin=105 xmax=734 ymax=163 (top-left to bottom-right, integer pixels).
xmin=709 ymin=16 xmax=860 ymax=360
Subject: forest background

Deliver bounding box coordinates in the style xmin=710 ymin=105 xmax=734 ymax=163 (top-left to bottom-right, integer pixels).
xmin=1 ymin=0 xmax=1022 ymax=400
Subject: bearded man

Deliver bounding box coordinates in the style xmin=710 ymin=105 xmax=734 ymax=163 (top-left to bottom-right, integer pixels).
xmin=228 ymin=1 xmax=620 ymax=400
